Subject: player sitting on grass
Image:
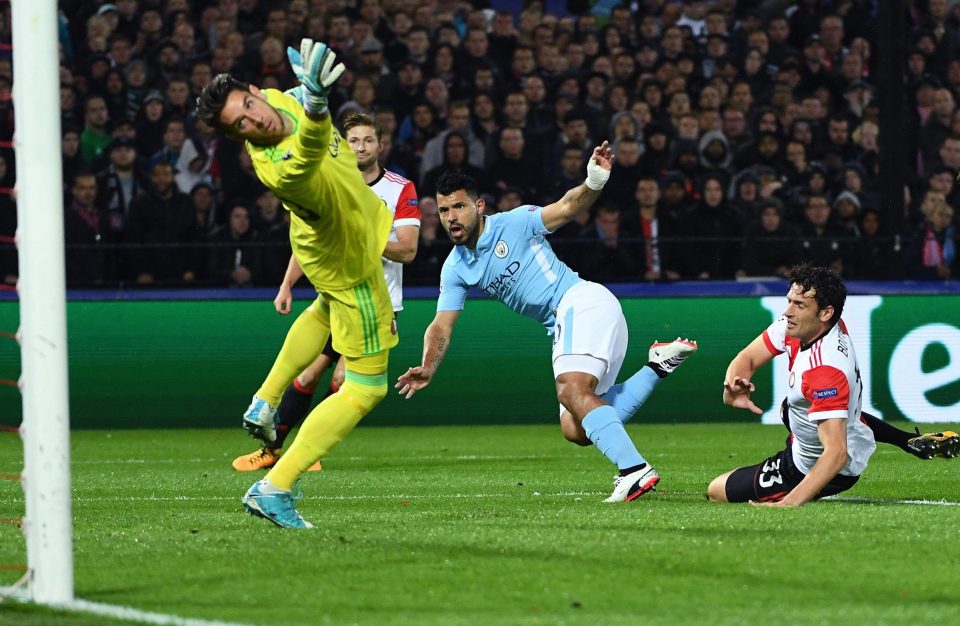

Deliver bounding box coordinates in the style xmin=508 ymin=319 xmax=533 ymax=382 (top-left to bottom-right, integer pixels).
xmin=198 ymin=40 xmax=397 ymax=528
xmin=396 ymin=150 xmax=698 ymax=503
xmin=709 ymin=264 xmax=957 ymax=508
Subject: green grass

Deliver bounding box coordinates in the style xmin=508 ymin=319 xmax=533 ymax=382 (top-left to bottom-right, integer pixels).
xmin=0 ymin=424 xmax=958 ymax=625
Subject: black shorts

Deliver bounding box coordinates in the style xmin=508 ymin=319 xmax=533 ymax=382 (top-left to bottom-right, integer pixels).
xmin=320 ymin=337 xmax=339 ymax=361
xmin=725 ymin=441 xmax=860 ymax=503
xmin=320 ymin=311 xmax=398 ymax=361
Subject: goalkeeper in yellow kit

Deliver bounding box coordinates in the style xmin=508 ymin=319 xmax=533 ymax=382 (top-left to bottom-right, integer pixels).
xmin=197 ymin=40 xmax=396 ymax=528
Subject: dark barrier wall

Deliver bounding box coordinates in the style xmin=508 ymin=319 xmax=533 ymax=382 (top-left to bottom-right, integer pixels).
xmin=0 ymin=295 xmax=957 ymax=428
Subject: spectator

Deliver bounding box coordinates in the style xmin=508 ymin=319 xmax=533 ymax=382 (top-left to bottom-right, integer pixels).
xmin=919 ymin=89 xmax=956 ymax=172
xmin=602 ymin=137 xmax=643 ymax=212
xmin=64 ymin=172 xmax=111 ymax=286
xmin=378 ymin=131 xmax=418 ymax=183
xmin=459 ymin=27 xmax=492 ymax=81
xmin=550 ymin=109 xmax=593 ymax=172
xmin=798 ymin=192 xmax=848 ymax=274
xmin=148 ymin=119 xmax=187 ymax=181
xmin=49 ymin=0 xmax=960 ymax=285
xmin=494 ymin=188 xmax=524 ymax=214
xmin=935 ymin=134 xmax=960 ymax=172
xmin=408 ymin=195 xmax=450 ymax=283
xmin=404 ymin=26 xmax=431 ymax=67
xmin=96 ymin=136 xmax=144 ymax=236
xmin=255 ymin=192 xmax=291 ymax=286
xmin=740 ymin=199 xmax=802 ymax=279
xmin=80 ymin=95 xmax=112 ymax=167
xmin=135 ymin=90 xmax=167 ymax=159
xmin=682 ymin=173 xmax=740 ymax=279
xmin=125 ymin=161 xmax=195 ymax=284
xmin=207 ymin=203 xmax=260 ymax=288
xmin=908 ymin=200 xmax=956 ymax=280
xmin=336 ymin=75 xmax=378 ymax=119
xmin=548 ymin=145 xmax=587 ymax=204
xmin=579 ymin=204 xmax=641 ymax=283
xmin=659 ymin=170 xmax=693 ymax=226
xmin=420 ymin=131 xmax=486 ymax=199
xmin=470 ymin=92 xmax=499 ymax=144
xmin=190 ymin=181 xmax=217 ymax=237
xmin=852 ymin=209 xmax=901 ymax=279
xmin=487 ymin=126 xmax=544 ymax=201
xmin=396 ymin=101 xmax=441 ymax=162
xmin=833 ymin=190 xmax=862 ymax=239
xmin=721 ymin=106 xmax=750 ymax=154
xmin=623 ymin=175 xmax=677 ymax=281
xmin=419 ymin=101 xmax=485 ymax=182
xmin=640 ymin=121 xmax=672 ymax=173
xmin=699 ymin=129 xmax=733 ymax=173
xmin=62 ymin=126 xmax=84 ymax=188
xmin=730 ymin=170 xmax=764 ymax=224
xmin=390 ymin=58 xmax=425 ymax=122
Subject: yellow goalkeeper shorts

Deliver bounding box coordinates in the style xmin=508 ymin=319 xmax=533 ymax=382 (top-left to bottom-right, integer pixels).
xmin=313 ymin=270 xmax=398 ymax=358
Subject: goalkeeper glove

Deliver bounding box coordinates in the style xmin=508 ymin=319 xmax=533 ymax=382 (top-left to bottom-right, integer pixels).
xmin=286 ymin=39 xmax=345 ymax=116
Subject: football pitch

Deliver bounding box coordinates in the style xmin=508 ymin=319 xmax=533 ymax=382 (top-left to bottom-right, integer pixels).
xmin=0 ymin=423 xmax=958 ymax=626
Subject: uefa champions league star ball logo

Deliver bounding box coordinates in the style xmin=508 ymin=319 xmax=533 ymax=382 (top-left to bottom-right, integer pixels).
xmin=494 ymin=240 xmax=509 ymax=258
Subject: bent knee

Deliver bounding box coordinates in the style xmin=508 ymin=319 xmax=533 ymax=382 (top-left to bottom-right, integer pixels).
xmin=556 ymin=381 xmax=595 ymax=414
xmin=561 ymin=428 xmax=592 ymax=446
xmin=341 ymin=370 xmax=389 ymax=408
xmin=559 ymin=410 xmax=591 ymax=446
xmin=299 ymin=357 xmax=331 ymax=387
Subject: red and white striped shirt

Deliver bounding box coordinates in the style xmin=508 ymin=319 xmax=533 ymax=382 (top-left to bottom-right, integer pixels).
xmin=763 ymin=316 xmax=876 ymax=476
xmin=370 ymin=169 xmax=420 ymax=311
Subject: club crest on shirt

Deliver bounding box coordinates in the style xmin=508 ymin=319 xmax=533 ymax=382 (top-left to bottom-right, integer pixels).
xmin=494 ymin=240 xmax=509 ymax=258
xmin=788 ymin=371 xmax=796 ymax=388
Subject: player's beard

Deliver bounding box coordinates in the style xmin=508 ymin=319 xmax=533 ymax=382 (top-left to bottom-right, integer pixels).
xmin=448 ymin=216 xmax=480 ymax=246
xmin=357 ymin=154 xmax=378 ymax=171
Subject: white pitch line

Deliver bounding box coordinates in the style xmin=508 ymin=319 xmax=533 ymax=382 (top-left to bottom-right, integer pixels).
xmin=5 ymin=492 xmax=955 ymax=506
xmin=0 ymin=588 xmax=248 ymax=626
xmin=0 ymin=453 xmax=571 ymax=467
xmin=824 ymin=496 xmax=960 ymax=507
xmin=1 ymin=490 xmax=606 ymax=505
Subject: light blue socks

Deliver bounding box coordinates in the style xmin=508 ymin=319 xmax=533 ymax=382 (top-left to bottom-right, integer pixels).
xmin=581 ymin=405 xmax=645 ymax=470
xmin=600 ymin=366 xmax=660 ymax=423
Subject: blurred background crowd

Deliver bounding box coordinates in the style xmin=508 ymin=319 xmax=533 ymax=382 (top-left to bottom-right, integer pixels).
xmin=0 ymin=0 xmax=958 ymax=288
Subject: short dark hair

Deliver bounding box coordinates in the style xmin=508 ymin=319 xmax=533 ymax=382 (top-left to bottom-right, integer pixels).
xmin=196 ymin=73 xmax=250 ymax=131
xmin=341 ymin=111 xmax=381 ymax=141
xmin=788 ymin=264 xmax=846 ymax=325
xmin=436 ymin=170 xmax=480 ymax=199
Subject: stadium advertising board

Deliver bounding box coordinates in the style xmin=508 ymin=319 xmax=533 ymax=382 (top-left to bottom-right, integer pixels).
xmin=0 ymin=295 xmax=955 ymax=427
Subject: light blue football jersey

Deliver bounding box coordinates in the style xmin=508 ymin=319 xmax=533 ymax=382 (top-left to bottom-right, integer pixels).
xmin=437 ymin=205 xmax=582 ymax=332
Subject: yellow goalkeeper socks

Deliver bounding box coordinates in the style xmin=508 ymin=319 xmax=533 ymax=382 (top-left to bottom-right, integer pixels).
xmin=265 ymin=355 xmax=388 ymax=491
xmin=257 ymin=301 xmax=330 ymax=406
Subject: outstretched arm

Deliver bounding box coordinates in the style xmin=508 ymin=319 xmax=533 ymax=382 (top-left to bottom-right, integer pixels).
xmin=722 ymin=334 xmax=776 ymax=414
xmin=752 ymin=418 xmax=847 ymax=507
xmin=396 ymin=310 xmax=461 ymax=399
xmin=540 ymin=141 xmax=613 ymax=232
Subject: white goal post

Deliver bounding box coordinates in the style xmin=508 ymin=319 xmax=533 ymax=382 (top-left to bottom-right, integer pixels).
xmin=12 ymin=0 xmax=74 ymax=604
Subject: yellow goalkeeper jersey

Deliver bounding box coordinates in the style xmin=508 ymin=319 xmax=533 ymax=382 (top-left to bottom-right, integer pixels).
xmin=246 ymin=89 xmax=391 ymax=291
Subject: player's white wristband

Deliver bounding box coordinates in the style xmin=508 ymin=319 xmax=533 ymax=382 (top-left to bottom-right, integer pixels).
xmin=584 ymin=158 xmax=610 ymax=191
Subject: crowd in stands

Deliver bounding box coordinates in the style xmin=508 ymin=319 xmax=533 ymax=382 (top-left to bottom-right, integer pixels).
xmin=1 ymin=0 xmax=959 ymax=288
